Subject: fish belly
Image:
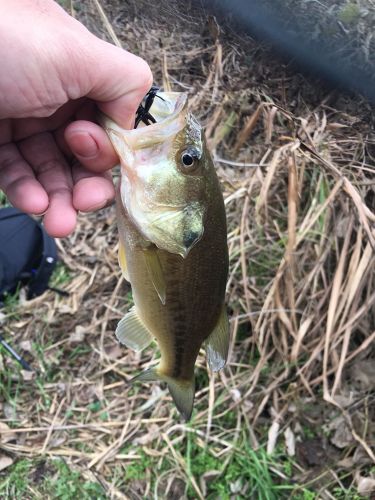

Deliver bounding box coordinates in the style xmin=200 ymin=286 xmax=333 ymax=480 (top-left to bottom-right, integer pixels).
xmin=116 ymin=190 xmax=227 ymax=382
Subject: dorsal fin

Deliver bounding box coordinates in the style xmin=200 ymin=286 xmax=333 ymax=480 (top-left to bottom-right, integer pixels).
xmin=205 ymin=306 xmax=229 ymax=372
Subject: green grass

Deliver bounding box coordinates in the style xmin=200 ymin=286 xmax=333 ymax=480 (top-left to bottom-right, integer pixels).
xmin=1 ymin=285 xmax=22 ymax=319
xmin=332 ymin=488 xmax=362 ymax=500
xmin=248 ymin=229 xmax=286 ymax=289
xmin=0 ymin=459 xmax=106 ymax=499
xmin=50 ymin=262 xmax=72 ymax=288
xmin=46 ymin=460 xmax=105 ymax=498
xmin=194 ymin=365 xmax=209 ymax=392
xmin=0 ymin=350 xmax=23 ymax=404
xmin=68 ymin=345 xmax=92 ymax=361
xmin=33 ymin=340 xmax=65 ymax=384
xmin=117 ymin=438 xmax=303 ymax=499
xmin=0 ymin=451 xmax=321 ymax=500
xmin=0 ymin=459 xmax=30 ymax=498
xmin=186 ymin=440 xmax=294 ymax=499
xmin=121 ymin=428 xmax=312 ymax=500
xmin=123 ymin=449 xmax=152 ymax=482
xmin=338 ymin=3 xmax=360 ymax=25
xmin=0 ymin=191 xmax=9 ymax=207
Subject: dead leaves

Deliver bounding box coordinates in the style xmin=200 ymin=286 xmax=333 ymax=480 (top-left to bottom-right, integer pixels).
xmin=356 ymin=474 xmax=375 ymax=496
xmin=0 ymin=424 xmax=16 ymax=471
xmin=0 ymin=454 xmax=13 ymax=471
xmin=350 ymin=360 xmax=375 ymax=391
xmin=284 ymin=427 xmax=296 ymax=457
xmin=0 ymin=422 xmax=16 ymax=444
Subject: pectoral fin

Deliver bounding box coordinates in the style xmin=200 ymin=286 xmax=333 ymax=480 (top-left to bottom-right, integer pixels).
xmin=118 ymin=240 xmax=129 ymax=281
xmin=205 ymin=306 xmax=229 ymax=372
xmin=115 ymin=307 xmax=153 ymax=352
xmin=143 ymin=248 xmax=166 ymax=305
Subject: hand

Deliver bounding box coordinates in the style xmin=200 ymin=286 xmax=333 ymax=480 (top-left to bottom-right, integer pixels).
xmin=0 ymin=0 xmax=152 ymax=237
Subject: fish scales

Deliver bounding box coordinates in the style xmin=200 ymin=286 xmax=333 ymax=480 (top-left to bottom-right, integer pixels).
xmin=104 ymin=91 xmax=229 ymax=420
xmin=117 ymin=184 xmax=227 ymax=381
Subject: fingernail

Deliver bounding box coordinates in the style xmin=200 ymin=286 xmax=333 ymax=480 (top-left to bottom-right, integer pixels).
xmin=69 ymin=132 xmax=99 ymax=158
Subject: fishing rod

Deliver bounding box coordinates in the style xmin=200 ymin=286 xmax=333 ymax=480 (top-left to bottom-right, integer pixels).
xmin=0 ymin=333 xmax=32 ymax=371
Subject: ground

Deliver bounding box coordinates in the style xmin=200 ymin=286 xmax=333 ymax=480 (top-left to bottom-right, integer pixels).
xmin=0 ymin=1 xmax=374 ymax=499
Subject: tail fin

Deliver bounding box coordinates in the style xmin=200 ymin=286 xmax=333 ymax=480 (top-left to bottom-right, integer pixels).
xmin=130 ymin=368 xmax=195 ymax=421
xmin=166 ymin=376 xmax=195 ymax=422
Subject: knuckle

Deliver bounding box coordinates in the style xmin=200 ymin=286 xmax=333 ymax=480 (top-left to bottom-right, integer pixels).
xmin=134 ymin=57 xmax=154 ymax=92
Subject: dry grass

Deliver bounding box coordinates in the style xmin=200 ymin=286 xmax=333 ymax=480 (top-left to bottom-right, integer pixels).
xmin=0 ymin=0 xmax=374 ymax=498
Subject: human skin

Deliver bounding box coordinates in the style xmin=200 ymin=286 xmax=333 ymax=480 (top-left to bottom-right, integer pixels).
xmin=0 ymin=0 xmax=153 ymax=237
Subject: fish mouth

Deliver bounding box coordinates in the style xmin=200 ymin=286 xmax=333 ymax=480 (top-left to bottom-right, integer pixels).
xmin=102 ymin=93 xmax=189 ymax=150
xmin=137 ymin=92 xmax=187 ymax=126
xmin=103 ymin=91 xmax=206 ymax=258
xmin=128 ymin=92 xmax=188 ymax=149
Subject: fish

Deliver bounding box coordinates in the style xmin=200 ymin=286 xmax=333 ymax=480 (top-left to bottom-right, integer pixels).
xmin=102 ymin=91 xmax=229 ymax=421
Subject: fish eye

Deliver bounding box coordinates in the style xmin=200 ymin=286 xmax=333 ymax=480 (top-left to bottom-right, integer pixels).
xmin=182 ymin=152 xmax=194 ymax=166
xmin=180 ymin=147 xmax=200 ymax=172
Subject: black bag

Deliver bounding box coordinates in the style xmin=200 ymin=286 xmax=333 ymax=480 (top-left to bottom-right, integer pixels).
xmin=0 ymin=207 xmax=58 ymax=303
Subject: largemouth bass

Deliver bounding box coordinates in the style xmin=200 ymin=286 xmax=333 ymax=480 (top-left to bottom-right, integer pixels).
xmin=103 ymin=92 xmax=229 ymax=420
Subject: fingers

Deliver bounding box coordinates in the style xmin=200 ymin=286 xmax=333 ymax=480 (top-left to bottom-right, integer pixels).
xmin=71 ymin=163 xmax=115 ymax=212
xmin=87 ymin=40 xmax=153 ymax=129
xmin=64 ymin=120 xmax=118 ymax=173
xmin=0 ymin=142 xmax=49 ymax=214
xmin=0 ymin=127 xmax=116 ymax=238
xmin=18 ymin=132 xmax=77 ymax=238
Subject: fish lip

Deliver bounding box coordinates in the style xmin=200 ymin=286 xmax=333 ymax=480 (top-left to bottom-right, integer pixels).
xmin=120 ymin=93 xmax=188 ymax=147
xmin=100 ymin=93 xmax=188 ymax=150
xmin=134 ymin=92 xmax=187 ymax=130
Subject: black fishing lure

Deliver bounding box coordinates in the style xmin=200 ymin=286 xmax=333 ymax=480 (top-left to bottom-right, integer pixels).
xmin=134 ymin=85 xmax=165 ymax=128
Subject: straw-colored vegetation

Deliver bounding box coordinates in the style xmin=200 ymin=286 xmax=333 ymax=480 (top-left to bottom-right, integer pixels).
xmin=0 ymin=0 xmax=374 ymax=498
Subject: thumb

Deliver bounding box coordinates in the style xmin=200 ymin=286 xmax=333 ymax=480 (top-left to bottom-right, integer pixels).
xmin=86 ymin=40 xmax=153 ymax=129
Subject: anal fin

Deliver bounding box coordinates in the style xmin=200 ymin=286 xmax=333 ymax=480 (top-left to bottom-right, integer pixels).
xmin=205 ymin=306 xmax=229 ymax=372
xmin=143 ymin=248 xmax=166 ymax=305
xmin=115 ymin=307 xmax=153 ymax=352
xmin=131 ymin=367 xmax=158 ymax=383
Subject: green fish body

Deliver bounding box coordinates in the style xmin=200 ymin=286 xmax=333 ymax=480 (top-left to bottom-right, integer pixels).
xmin=103 ymin=92 xmax=229 ymax=420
